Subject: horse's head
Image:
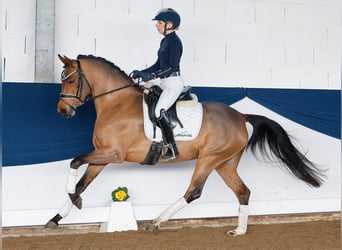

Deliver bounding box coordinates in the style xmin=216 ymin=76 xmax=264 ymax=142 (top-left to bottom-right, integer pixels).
xmin=57 ymin=54 xmax=92 ymax=118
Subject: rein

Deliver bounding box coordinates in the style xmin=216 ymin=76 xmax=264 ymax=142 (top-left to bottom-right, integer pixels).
xmin=60 ymin=60 xmax=134 ymax=108
xmin=89 ymin=84 xmax=134 ymax=101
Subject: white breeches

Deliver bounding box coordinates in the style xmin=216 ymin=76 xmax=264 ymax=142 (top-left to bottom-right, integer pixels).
xmin=155 ymin=76 xmax=184 ymax=117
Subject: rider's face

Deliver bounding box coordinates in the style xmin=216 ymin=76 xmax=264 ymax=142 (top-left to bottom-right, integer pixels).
xmin=155 ymin=21 xmax=172 ymax=34
xmin=155 ymin=21 xmax=165 ymax=34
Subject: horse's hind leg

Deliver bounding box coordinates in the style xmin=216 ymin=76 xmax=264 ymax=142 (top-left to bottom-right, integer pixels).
xmin=145 ymin=157 xmax=215 ymax=232
xmin=215 ymin=151 xmax=250 ymax=236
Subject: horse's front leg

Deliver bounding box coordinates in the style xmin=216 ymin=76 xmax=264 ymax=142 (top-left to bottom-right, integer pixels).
xmin=57 ymin=155 xmax=100 ymax=212
xmin=68 ymin=163 xmax=107 ymax=209
xmin=45 ymin=151 xmax=117 ymax=228
xmin=45 ymin=163 xmax=106 ymax=228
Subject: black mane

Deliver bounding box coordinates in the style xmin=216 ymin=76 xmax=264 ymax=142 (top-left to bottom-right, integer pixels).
xmin=77 ymin=54 xmax=133 ymax=83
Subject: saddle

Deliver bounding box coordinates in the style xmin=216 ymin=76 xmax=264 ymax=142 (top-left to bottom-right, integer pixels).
xmin=143 ymin=85 xmax=193 ymax=133
xmin=141 ymin=84 xmax=198 ymax=165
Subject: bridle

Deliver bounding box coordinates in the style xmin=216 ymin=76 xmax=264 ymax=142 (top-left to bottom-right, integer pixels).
xmin=59 ymin=60 xmax=133 ymax=111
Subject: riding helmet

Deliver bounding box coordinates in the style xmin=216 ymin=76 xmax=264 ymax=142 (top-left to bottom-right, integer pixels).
xmin=152 ymin=8 xmax=181 ymax=29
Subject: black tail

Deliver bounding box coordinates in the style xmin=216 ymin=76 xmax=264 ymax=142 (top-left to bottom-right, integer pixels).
xmin=246 ymin=114 xmax=325 ymax=187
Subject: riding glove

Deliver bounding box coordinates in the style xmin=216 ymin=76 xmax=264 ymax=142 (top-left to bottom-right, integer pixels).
xmin=131 ymin=70 xmax=141 ymax=79
xmin=141 ymin=72 xmax=153 ymax=82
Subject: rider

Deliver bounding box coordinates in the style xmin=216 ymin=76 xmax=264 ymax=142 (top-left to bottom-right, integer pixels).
xmin=131 ymin=8 xmax=183 ymax=161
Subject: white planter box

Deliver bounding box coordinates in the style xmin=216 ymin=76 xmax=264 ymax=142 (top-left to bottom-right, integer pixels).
xmin=100 ymin=202 xmax=138 ymax=232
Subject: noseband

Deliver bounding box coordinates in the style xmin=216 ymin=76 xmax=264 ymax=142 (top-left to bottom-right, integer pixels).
xmin=59 ymin=60 xmax=134 ymax=111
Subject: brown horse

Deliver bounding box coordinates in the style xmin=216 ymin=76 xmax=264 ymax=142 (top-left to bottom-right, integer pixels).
xmin=45 ymin=54 xmax=324 ymax=236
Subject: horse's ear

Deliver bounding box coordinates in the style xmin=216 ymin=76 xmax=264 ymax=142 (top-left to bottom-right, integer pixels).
xmin=58 ymin=54 xmax=73 ymax=67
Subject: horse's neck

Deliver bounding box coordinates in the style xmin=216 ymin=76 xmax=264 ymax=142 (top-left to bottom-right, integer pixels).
xmin=92 ymin=82 xmax=142 ymax=116
xmin=83 ymin=62 xmax=142 ymax=116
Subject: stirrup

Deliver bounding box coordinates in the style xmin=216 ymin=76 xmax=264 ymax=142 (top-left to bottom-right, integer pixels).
xmin=162 ymin=144 xmax=178 ymax=161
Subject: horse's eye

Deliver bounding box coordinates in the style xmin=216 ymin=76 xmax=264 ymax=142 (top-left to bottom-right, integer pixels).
xmin=68 ymin=80 xmax=75 ymax=84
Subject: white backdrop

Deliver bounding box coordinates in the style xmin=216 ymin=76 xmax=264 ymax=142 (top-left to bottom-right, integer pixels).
xmin=3 ymin=98 xmax=340 ymax=227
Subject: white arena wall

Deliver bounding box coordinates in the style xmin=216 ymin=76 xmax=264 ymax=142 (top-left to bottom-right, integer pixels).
xmin=2 ymin=0 xmax=341 ymax=88
xmin=2 ymin=0 xmax=341 ymax=227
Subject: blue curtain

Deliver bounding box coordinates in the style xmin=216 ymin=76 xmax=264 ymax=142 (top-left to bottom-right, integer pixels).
xmin=246 ymin=88 xmax=340 ymax=139
xmin=192 ymin=87 xmax=246 ymax=106
xmin=192 ymin=87 xmax=341 ymax=139
xmin=3 ymin=83 xmax=340 ymax=166
xmin=3 ymin=83 xmax=96 ymax=166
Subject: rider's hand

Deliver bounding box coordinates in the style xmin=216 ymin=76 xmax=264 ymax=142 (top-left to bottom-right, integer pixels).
xmin=141 ymin=73 xmax=153 ymax=82
xmin=131 ymin=70 xmax=141 ymax=79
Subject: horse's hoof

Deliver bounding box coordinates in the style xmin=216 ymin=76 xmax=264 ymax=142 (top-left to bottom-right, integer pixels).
xmin=226 ymin=229 xmax=245 ymax=237
xmin=145 ymin=223 xmax=159 ymax=232
xmin=74 ymin=198 xmax=82 ymax=209
xmin=227 ymin=230 xmax=237 ymax=237
xmin=69 ymin=193 xmax=82 ymax=209
xmin=44 ymin=220 xmax=58 ymax=229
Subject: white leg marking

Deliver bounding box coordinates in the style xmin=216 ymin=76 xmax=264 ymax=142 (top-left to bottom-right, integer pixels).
xmin=58 ymin=199 xmax=73 ymax=218
xmin=66 ymin=168 xmax=78 ymax=194
xmin=153 ymin=197 xmax=188 ymax=226
xmin=228 ymin=205 xmax=249 ymax=236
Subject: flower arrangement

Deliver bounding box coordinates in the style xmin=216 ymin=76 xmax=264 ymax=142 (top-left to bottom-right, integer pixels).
xmin=112 ymin=186 xmax=130 ymax=202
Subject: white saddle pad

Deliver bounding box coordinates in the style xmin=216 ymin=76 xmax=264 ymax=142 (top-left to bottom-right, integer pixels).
xmin=143 ymin=94 xmax=203 ymax=142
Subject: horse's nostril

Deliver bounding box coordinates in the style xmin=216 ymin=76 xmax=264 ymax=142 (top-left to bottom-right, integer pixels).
xmin=58 ymin=108 xmax=68 ymax=117
xmin=57 ymin=107 xmax=75 ymax=118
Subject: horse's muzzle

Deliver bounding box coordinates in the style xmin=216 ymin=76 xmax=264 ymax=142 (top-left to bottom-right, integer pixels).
xmin=57 ymin=99 xmax=76 ymax=118
xmin=57 ymin=107 xmax=75 ymax=118
xmin=57 ymin=101 xmax=76 ymax=118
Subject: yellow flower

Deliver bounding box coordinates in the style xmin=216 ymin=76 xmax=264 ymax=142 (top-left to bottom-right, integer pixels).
xmin=115 ymin=190 xmax=127 ymax=201
xmin=112 ymin=187 xmax=130 ymax=202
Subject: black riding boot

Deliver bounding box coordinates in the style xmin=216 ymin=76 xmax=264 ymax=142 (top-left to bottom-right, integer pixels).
xmin=158 ymin=109 xmax=179 ymax=161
